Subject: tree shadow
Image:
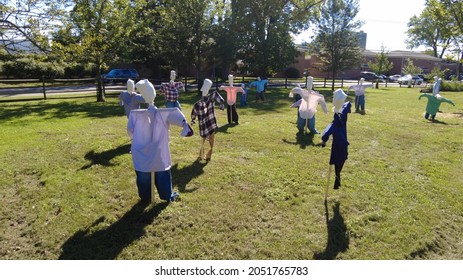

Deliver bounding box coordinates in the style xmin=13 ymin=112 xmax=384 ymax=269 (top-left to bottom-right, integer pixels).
xmin=0 ymin=99 xmax=125 ymax=121
xmin=170 ymin=160 xmax=208 ymax=193
xmin=59 ymin=200 xmax=169 ymax=260
xmin=313 ymin=201 xmax=350 ymax=260
xmin=80 ymin=143 xmax=131 ymax=170
xmin=282 ymin=131 xmax=323 ymax=149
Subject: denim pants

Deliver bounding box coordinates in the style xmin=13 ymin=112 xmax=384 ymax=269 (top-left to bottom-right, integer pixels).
xmin=166 ymin=101 xmax=182 ymax=111
xmin=135 ymin=170 xmax=173 ymax=201
xmin=297 ymin=113 xmax=318 ymax=133
xmin=355 ymin=95 xmax=365 ymax=111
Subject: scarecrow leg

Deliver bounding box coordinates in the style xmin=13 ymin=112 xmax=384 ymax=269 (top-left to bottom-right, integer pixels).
xmin=206 ymin=133 xmax=215 ymax=160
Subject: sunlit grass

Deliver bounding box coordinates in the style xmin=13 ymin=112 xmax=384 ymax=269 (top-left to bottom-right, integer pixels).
xmin=0 ymin=85 xmax=462 ymax=259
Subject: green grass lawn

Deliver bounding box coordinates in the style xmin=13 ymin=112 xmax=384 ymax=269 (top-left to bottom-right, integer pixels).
xmin=1 ymin=85 xmax=462 ymax=260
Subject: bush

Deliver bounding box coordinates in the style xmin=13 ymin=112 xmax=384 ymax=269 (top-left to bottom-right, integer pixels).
xmin=1 ymin=57 xmax=65 ymax=78
xmin=441 ymin=81 xmax=463 ymax=92
xmin=283 ymin=67 xmax=300 ymax=78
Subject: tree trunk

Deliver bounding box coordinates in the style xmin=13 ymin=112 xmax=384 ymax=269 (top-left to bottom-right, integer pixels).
xmin=96 ymin=67 xmax=105 ymax=102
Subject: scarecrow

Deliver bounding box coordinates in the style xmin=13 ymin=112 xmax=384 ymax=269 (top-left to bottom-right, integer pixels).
xmin=418 ymin=77 xmax=455 ymax=121
xmin=290 ymin=76 xmax=328 ymax=134
xmin=249 ymin=76 xmax=268 ymax=102
xmin=321 ymin=89 xmax=351 ymax=191
xmin=191 ymin=79 xmax=225 ymax=161
xmin=128 ymin=79 xmax=193 ymax=202
xmin=347 ymin=77 xmax=372 ymax=113
xmin=160 ymin=70 xmax=185 ymax=110
xmin=219 ymin=74 xmax=245 ymax=124
xmin=118 ymin=78 xmax=145 ymax=118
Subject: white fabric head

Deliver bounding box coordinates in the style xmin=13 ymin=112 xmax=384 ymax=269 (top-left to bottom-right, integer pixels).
xmin=359 ymin=77 xmax=365 ymax=85
xmin=306 ymin=76 xmax=313 ymax=90
xmin=228 ymin=74 xmax=234 ymax=86
xmin=170 ymin=70 xmax=176 ymax=82
xmin=333 ymin=89 xmax=347 ymax=113
xmin=201 ymin=79 xmax=212 ymax=96
xmin=135 ymin=79 xmax=156 ymax=104
xmin=127 ymin=79 xmax=135 ymax=93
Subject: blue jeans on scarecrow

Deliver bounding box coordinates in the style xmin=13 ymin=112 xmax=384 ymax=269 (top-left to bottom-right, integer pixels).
xmin=135 ymin=170 xmax=178 ymax=202
xmin=297 ymin=113 xmax=318 ymax=134
xmin=355 ymin=95 xmax=365 ymax=112
xmin=166 ymin=101 xmax=182 ymax=111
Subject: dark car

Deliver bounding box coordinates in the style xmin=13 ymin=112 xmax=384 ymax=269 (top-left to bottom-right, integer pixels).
xmin=360 ymin=71 xmax=378 ymax=81
xmin=103 ymin=69 xmax=139 ymax=84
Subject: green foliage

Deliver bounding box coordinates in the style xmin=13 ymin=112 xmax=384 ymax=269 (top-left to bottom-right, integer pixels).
xmin=367 ymin=45 xmax=394 ymax=75
xmin=441 ymin=80 xmax=463 ymax=91
xmin=1 ymin=56 xmax=64 ymax=78
xmin=284 ymin=67 xmax=301 ymax=78
xmin=310 ymin=0 xmax=363 ymax=90
xmin=402 ymin=58 xmax=422 ymax=75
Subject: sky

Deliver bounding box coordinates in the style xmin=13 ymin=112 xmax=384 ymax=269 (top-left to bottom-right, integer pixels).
xmin=295 ymin=0 xmax=427 ymax=51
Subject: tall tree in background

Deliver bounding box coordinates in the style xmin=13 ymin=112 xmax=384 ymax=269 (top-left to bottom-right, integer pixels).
xmin=406 ymin=0 xmax=454 ymax=58
xmin=309 ymin=0 xmax=363 ymax=90
xmin=236 ymin=0 xmax=323 ymax=77
xmin=0 ymin=0 xmax=70 ymax=54
xmin=53 ymin=0 xmax=138 ymax=102
xmin=439 ymin=0 xmax=463 ymax=77
xmin=367 ymin=45 xmax=393 ymax=88
xmin=156 ymin=0 xmax=217 ymax=86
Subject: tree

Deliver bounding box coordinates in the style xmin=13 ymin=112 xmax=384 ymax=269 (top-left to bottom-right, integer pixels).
xmin=52 ymin=0 xmax=139 ymax=102
xmin=235 ymin=0 xmax=323 ymax=77
xmin=367 ymin=45 xmax=393 ymax=88
xmin=439 ymin=0 xmax=463 ymax=77
xmin=406 ymin=0 xmax=454 ymax=58
xmin=309 ymin=0 xmax=363 ymax=90
xmin=0 ymin=0 xmax=70 ymax=54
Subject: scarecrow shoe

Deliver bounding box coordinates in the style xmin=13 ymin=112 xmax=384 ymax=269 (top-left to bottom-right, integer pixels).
xmin=334 ymin=176 xmax=341 ymax=189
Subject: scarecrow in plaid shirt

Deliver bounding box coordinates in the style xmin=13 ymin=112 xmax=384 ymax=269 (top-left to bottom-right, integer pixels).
xmin=191 ymin=79 xmax=225 ymax=161
xmin=160 ymin=70 xmax=185 ymax=110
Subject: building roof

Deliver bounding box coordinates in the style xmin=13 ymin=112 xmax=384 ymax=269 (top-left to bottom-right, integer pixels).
xmin=363 ymin=50 xmax=441 ymax=61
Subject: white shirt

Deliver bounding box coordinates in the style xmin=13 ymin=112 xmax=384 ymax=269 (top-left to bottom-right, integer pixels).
xmin=128 ymin=106 xmax=189 ymax=172
xmin=290 ymin=89 xmax=328 ymax=119
xmin=347 ymin=84 xmax=372 ymax=96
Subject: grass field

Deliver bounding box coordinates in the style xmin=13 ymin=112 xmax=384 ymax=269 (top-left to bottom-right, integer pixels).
xmin=0 ymin=85 xmax=462 ymax=260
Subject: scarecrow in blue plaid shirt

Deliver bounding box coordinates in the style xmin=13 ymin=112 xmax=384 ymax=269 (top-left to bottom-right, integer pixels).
xmin=191 ymin=79 xmax=225 ymax=161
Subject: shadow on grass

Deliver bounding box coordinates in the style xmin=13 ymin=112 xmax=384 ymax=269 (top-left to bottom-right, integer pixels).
xmin=81 ymin=143 xmax=131 ymax=170
xmin=59 ymin=200 xmax=169 ymax=260
xmin=282 ymin=131 xmax=324 ymax=149
xmin=313 ymin=201 xmax=349 ymax=260
xmin=0 ymin=98 xmax=125 ymax=121
xmin=171 ymin=160 xmax=208 ymax=193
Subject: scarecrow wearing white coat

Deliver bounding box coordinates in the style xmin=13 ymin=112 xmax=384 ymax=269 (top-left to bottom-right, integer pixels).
xmin=347 ymin=77 xmax=372 ymax=113
xmin=127 ymin=79 xmax=193 ymax=202
xmin=290 ymin=76 xmax=328 ymax=134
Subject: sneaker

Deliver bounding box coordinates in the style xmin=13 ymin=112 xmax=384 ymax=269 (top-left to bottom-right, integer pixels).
xmin=170 ymin=192 xmax=180 ymax=202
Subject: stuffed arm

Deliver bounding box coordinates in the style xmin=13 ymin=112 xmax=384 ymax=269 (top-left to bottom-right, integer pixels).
xmin=290 ymin=99 xmax=302 ymax=108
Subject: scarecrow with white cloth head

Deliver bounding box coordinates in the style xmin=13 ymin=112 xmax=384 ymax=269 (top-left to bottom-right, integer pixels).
xmin=119 ymin=79 xmax=145 ymax=118
xmin=191 ymin=79 xmax=225 ymax=161
xmin=418 ymin=77 xmax=455 ymax=121
xmin=127 ymin=79 xmax=193 ymax=202
xmin=289 ymin=76 xmax=328 ymax=134
xmin=347 ymin=77 xmax=372 ymax=113
xmin=321 ymin=89 xmax=351 ymax=190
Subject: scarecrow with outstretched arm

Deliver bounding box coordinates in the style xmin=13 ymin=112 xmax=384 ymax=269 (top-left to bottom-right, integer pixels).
xmin=321 ymin=89 xmax=351 ymax=192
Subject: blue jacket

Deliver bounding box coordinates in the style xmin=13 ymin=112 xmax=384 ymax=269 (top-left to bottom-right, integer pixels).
xmin=322 ymin=102 xmax=351 ymax=165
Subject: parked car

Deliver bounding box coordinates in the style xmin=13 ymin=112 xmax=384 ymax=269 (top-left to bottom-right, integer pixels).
xmin=389 ymin=74 xmax=401 ymax=82
xmin=103 ymin=69 xmax=140 ymax=84
xmin=397 ymin=74 xmax=423 ymax=85
xmin=360 ymin=71 xmax=380 ymax=81
xmin=448 ymin=74 xmax=463 ymax=81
